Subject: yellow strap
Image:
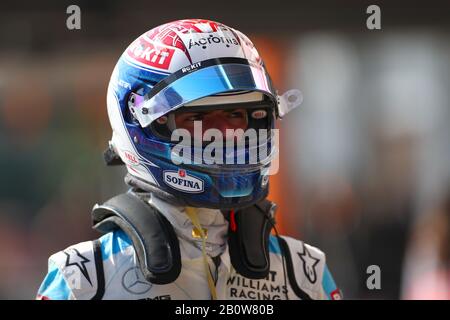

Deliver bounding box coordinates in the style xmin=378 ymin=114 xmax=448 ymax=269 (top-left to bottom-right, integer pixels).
xmin=185 ymin=206 xmax=218 ymax=300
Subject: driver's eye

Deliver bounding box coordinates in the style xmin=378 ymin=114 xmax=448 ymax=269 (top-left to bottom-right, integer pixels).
xmin=186 ymin=113 xmax=204 ymax=121
xmin=227 ymin=110 xmax=246 ymax=118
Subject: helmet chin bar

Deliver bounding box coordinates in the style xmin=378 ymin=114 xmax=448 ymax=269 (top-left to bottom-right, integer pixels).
xmin=277 ymin=89 xmax=303 ymax=118
xmin=124 ymin=173 xmax=269 ymax=210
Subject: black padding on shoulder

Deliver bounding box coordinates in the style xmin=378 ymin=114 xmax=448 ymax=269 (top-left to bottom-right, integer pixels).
xmin=91 ymin=239 xmax=105 ymax=300
xmin=91 ymin=192 xmax=181 ymax=285
xmin=277 ymin=236 xmax=312 ymax=300
xmin=227 ymin=199 xmax=275 ymax=279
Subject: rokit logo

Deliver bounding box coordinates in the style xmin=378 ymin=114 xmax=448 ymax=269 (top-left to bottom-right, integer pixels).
xmin=127 ymin=40 xmax=175 ymax=70
xmin=181 ymin=62 xmax=201 ymax=74
xmin=163 ymin=169 xmax=204 ymax=193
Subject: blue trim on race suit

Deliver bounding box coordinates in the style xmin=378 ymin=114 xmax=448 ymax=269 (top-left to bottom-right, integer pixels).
xmin=37 ymin=261 xmax=71 ymax=300
xmin=99 ymin=229 xmax=133 ymax=261
xmin=268 ymin=235 xmax=281 ymax=255
xmin=322 ymin=264 xmax=338 ymax=300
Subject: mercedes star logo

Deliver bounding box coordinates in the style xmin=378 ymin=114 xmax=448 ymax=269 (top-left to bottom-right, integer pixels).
xmin=121 ymin=267 xmax=152 ymax=295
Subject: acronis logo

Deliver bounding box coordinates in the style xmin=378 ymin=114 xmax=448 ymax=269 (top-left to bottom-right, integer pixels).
xmin=163 ymin=170 xmax=204 ymax=193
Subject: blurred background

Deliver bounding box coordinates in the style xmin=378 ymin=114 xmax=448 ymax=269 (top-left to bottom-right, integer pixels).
xmin=0 ymin=0 xmax=449 ymax=299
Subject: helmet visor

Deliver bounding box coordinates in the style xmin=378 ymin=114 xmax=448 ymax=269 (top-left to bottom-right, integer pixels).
xmin=130 ymin=57 xmax=277 ymax=128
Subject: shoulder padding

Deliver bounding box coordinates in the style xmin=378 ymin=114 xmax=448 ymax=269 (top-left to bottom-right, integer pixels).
xmin=92 ymin=192 xmax=181 ymax=285
xmin=277 ymin=235 xmax=327 ymax=300
xmin=48 ymin=239 xmax=104 ymax=300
